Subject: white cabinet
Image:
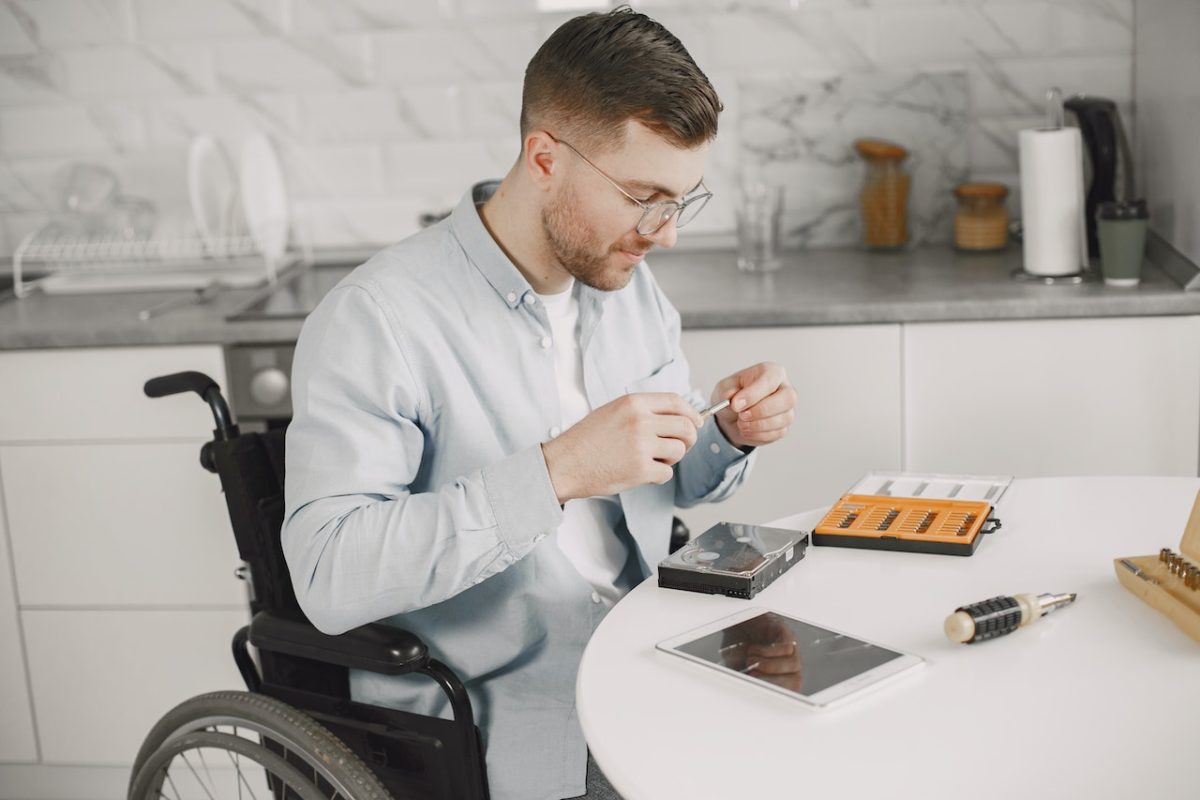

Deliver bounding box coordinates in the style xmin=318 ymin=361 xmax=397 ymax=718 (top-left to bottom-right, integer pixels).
xmin=0 ymin=346 xmax=241 ymax=771
xmin=678 ymin=325 xmax=903 ymax=536
xmin=0 ymin=489 xmax=37 ymax=762
xmin=22 ymin=609 xmax=248 ymax=765
xmin=904 ymin=317 xmax=1200 ymax=477
xmin=0 ymin=346 xmax=224 ymax=442
xmin=2 ymin=443 xmax=239 ymax=607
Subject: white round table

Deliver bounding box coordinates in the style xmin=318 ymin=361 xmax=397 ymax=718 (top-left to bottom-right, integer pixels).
xmin=577 ymin=477 xmax=1199 ymax=800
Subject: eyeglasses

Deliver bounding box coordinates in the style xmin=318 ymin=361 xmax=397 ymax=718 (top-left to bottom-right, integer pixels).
xmin=546 ymin=132 xmax=712 ymax=236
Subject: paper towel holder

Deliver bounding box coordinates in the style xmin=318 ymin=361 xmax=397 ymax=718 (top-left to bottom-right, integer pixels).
xmin=1010 ymin=87 xmax=1095 ymax=285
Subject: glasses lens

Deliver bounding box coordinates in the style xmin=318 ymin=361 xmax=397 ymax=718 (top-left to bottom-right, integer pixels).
xmin=675 ymin=193 xmax=710 ymax=229
xmin=636 ymin=203 xmax=679 ymax=236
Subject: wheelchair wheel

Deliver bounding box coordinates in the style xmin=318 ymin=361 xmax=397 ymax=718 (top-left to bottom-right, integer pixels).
xmin=129 ymin=691 xmax=392 ymax=800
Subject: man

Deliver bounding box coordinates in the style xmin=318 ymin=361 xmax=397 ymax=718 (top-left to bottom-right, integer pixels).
xmin=283 ymin=7 xmax=797 ymax=799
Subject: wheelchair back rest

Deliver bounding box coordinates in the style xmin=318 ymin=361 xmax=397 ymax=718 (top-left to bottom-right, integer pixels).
xmin=209 ymin=429 xmax=304 ymax=619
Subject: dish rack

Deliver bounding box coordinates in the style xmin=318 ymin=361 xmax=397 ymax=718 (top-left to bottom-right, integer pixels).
xmin=10 ymin=225 xmax=304 ymax=298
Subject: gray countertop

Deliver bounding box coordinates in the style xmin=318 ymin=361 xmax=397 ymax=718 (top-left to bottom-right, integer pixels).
xmin=3 ymin=243 xmax=1199 ymax=350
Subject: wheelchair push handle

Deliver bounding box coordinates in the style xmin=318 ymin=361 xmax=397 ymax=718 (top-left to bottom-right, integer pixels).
xmin=144 ymin=370 xmax=218 ymax=399
xmin=144 ymin=370 xmax=239 ymax=443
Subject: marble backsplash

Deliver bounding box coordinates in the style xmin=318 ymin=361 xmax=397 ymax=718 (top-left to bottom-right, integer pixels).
xmin=0 ymin=0 xmax=1134 ymax=256
xmin=740 ymin=71 xmax=969 ymax=247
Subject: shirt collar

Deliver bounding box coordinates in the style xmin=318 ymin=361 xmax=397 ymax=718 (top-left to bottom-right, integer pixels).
xmin=450 ymin=180 xmax=533 ymax=310
xmin=451 ymin=180 xmax=616 ymax=311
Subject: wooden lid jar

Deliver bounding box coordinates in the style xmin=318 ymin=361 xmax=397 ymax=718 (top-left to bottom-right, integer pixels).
xmin=853 ymin=139 xmax=911 ymax=250
xmin=953 ymin=182 xmax=1009 ymax=251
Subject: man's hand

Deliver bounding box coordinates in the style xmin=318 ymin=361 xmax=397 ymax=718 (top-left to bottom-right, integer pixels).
xmin=541 ymin=393 xmax=702 ymax=503
xmin=709 ymin=362 xmax=797 ymax=450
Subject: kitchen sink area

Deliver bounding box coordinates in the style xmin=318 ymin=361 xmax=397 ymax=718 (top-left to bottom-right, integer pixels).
xmin=225 ymin=261 xmax=359 ymax=322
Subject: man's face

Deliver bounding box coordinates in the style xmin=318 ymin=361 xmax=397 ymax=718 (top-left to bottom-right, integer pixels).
xmin=542 ymin=120 xmax=709 ymax=292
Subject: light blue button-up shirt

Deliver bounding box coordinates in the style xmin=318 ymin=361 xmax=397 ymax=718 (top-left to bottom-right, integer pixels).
xmin=283 ymin=182 xmax=755 ymax=800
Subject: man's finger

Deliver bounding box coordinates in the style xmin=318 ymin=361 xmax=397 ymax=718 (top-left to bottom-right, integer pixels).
xmin=737 ymin=409 xmax=795 ymax=435
xmin=735 ymin=387 xmax=795 ymax=422
xmin=654 ymin=415 xmax=699 ymax=449
xmin=652 ymin=436 xmax=687 ymax=465
xmin=729 ymin=365 xmax=787 ymax=413
xmin=635 ymin=392 xmax=703 ymax=427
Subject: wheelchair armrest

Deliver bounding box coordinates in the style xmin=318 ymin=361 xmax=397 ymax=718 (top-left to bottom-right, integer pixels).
xmin=249 ymin=611 xmax=429 ymax=676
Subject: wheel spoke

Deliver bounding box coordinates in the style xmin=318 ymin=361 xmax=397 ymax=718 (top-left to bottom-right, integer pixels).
xmin=180 ymin=752 xmax=218 ymax=800
xmin=163 ymin=771 xmax=183 ymax=800
xmin=223 ymin=747 xmax=260 ymax=800
xmin=198 ymin=747 xmax=217 ymax=792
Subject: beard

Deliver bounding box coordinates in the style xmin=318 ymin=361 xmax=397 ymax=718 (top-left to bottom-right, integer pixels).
xmin=541 ymin=182 xmax=647 ymax=292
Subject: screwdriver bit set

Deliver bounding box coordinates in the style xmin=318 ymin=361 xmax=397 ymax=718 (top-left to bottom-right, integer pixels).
xmin=813 ymin=472 xmax=1010 ymax=556
xmin=1114 ymin=489 xmax=1200 ymax=645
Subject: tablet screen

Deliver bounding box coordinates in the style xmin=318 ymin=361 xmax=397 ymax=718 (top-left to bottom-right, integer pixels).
xmin=670 ymin=611 xmax=904 ymax=698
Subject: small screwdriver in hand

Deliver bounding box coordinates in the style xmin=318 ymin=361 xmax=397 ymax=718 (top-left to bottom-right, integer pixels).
xmin=944 ymin=592 xmax=1077 ymax=644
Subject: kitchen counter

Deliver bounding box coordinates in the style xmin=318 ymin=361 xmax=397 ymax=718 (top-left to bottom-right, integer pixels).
xmin=2 ymin=242 xmax=1199 ymax=350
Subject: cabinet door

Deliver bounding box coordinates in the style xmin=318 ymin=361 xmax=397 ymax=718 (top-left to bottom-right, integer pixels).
xmin=904 ymin=316 xmax=1200 ymax=477
xmin=678 ymin=325 xmax=903 ymax=535
xmin=22 ymin=609 xmax=248 ymax=764
xmin=0 ymin=489 xmax=37 ymax=762
xmin=0 ymin=346 xmax=225 ymax=442
xmin=2 ymin=443 xmax=241 ymax=607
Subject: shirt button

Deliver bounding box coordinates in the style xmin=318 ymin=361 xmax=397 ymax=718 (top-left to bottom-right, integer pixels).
xmin=710 ymin=443 xmax=721 ymax=454
xmin=549 ymin=426 xmax=561 ymax=438
xmin=506 ymin=292 xmax=517 ymax=303
xmin=523 ymin=294 xmax=536 ymax=305
xmin=591 ymin=592 xmax=601 ymax=604
xmin=540 ymin=336 xmax=552 ymax=349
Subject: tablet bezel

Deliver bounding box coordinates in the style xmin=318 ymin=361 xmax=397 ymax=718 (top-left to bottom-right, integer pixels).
xmin=655 ymin=606 xmax=925 ymax=708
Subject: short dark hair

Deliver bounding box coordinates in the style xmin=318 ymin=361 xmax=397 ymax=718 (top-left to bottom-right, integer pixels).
xmin=520 ymin=6 xmax=723 ymax=152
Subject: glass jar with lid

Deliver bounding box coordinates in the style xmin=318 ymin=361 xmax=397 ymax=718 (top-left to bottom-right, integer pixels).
xmin=953 ymin=182 xmax=1009 ymax=251
xmin=854 ymin=138 xmax=910 ymax=250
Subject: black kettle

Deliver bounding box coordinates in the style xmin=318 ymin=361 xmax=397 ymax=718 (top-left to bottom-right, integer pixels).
xmin=1063 ymin=95 xmax=1135 ymax=258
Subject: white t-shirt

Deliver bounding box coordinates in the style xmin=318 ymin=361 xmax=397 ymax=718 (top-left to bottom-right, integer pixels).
xmin=537 ymin=280 xmax=629 ymax=606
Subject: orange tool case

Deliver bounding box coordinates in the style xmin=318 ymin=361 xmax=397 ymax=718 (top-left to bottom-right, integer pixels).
xmin=813 ymin=472 xmax=1009 ymax=557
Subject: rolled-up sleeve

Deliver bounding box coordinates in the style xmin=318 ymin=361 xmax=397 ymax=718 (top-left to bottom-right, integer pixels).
xmin=283 ymin=284 xmax=563 ymax=634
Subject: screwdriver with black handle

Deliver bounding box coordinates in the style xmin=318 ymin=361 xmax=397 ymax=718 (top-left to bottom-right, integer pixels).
xmin=944 ymin=592 xmax=1077 ymax=644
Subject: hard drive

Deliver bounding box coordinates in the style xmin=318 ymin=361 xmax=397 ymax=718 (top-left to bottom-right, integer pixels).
xmin=658 ymin=522 xmax=809 ymax=599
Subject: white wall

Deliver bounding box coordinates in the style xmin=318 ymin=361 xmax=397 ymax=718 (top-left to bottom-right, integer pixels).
xmin=0 ymin=0 xmax=1134 ymax=255
xmin=1134 ymin=0 xmax=1200 ymax=264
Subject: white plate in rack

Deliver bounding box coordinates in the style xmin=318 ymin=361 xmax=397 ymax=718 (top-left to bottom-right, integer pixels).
xmin=187 ymin=135 xmax=238 ymax=248
xmin=239 ymin=132 xmax=290 ymax=270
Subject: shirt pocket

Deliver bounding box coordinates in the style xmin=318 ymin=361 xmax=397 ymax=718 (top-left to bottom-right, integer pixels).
xmin=624 ymin=357 xmax=688 ymax=395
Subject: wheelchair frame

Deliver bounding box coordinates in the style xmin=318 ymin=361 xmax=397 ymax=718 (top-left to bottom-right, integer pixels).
xmin=134 ymin=371 xmax=490 ymax=800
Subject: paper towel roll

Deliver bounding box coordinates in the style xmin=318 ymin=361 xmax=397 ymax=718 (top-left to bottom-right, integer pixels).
xmin=1018 ymin=127 xmax=1088 ymax=276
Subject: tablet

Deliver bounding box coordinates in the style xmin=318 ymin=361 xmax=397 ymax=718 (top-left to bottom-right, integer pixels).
xmin=657 ymin=607 xmax=924 ymax=708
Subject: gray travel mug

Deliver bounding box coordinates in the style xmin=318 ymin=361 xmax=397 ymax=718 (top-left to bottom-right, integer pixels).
xmin=1096 ymin=199 xmax=1148 ymax=287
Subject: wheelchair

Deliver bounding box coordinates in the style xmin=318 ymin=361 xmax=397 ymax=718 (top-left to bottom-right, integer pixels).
xmin=127 ymin=371 xmax=489 ymax=800
xmin=128 ymin=371 xmax=691 ymax=800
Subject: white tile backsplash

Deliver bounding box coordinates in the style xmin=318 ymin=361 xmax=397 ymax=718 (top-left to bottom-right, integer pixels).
xmin=1 ymin=106 xmax=119 ymax=157
xmin=143 ymin=94 xmax=298 ymax=149
xmin=297 ymin=87 xmax=462 ymax=143
xmin=288 ymin=0 xmax=455 ymax=33
xmin=0 ymin=5 xmax=40 ymax=56
xmin=0 ymin=54 xmax=68 ymax=104
xmin=61 ymin=47 xmax=194 ymax=97
xmin=133 ymin=0 xmax=285 ymax=41
xmin=7 ymin=0 xmax=130 ymax=48
xmin=0 ymin=0 xmax=1136 ymax=254
xmin=214 ymin=36 xmax=371 ymax=92
xmin=283 ymin=143 xmax=387 ymax=199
